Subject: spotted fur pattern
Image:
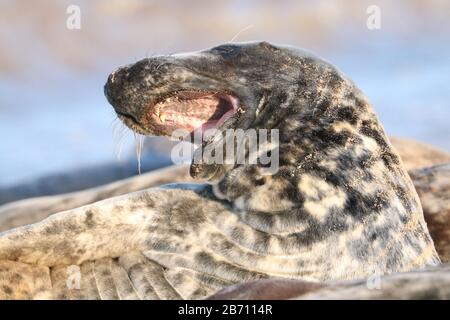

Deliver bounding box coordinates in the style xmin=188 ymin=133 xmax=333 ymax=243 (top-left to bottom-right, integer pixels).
xmin=410 ymin=164 xmax=450 ymax=262
xmin=0 ymin=42 xmax=440 ymax=299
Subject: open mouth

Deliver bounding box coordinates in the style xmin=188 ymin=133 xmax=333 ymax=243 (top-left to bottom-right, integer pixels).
xmin=141 ymin=90 xmax=239 ymax=138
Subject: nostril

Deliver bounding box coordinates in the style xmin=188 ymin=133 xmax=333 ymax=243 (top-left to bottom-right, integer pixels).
xmin=105 ymin=68 xmax=125 ymax=103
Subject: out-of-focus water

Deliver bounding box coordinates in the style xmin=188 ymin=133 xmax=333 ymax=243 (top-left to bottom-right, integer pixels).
xmin=0 ymin=75 xmax=118 ymax=186
xmin=336 ymin=42 xmax=450 ymax=150
xmin=0 ymin=0 xmax=449 ymax=186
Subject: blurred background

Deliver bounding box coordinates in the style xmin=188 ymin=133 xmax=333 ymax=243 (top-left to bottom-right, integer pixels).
xmin=0 ymin=0 xmax=449 ymax=189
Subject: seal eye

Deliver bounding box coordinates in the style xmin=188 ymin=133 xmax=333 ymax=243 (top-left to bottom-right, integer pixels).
xmin=211 ymin=44 xmax=241 ymax=59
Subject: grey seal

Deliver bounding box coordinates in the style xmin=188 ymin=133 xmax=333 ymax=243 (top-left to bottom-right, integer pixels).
xmin=0 ymin=41 xmax=440 ymax=299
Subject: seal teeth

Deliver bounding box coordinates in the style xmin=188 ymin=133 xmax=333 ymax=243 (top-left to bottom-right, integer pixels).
xmin=159 ymin=114 xmax=166 ymax=123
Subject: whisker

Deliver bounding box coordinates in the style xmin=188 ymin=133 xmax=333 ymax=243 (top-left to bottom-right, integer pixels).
xmin=112 ymin=118 xmax=121 ymax=139
xmin=116 ymin=130 xmax=127 ymax=161
xmin=229 ymin=24 xmax=254 ymax=43
xmin=145 ymin=50 xmax=157 ymax=59
xmin=112 ymin=119 xmax=129 ymax=161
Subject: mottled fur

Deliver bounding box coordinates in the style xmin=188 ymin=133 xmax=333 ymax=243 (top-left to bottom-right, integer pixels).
xmin=0 ymin=138 xmax=445 ymax=232
xmin=0 ymin=42 xmax=440 ymax=299
xmin=411 ymin=164 xmax=450 ymax=262
xmin=0 ymin=165 xmax=193 ymax=232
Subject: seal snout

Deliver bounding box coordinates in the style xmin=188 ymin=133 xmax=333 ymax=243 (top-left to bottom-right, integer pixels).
xmin=104 ymin=66 xmax=129 ymax=108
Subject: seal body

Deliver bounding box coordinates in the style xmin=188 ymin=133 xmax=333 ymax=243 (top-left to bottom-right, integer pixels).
xmin=0 ymin=42 xmax=440 ymax=299
xmin=105 ymin=41 xmax=440 ymax=277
